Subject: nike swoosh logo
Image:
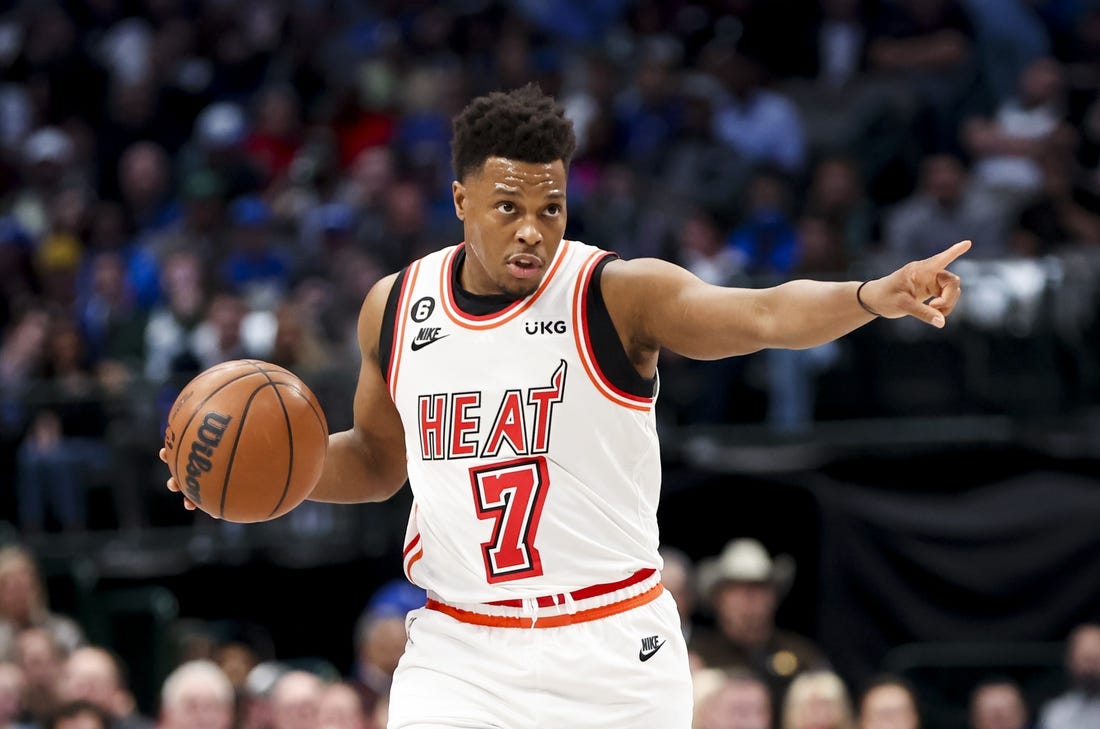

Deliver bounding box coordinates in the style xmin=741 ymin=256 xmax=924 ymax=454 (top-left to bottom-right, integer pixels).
xmin=639 ymin=640 xmax=666 ymax=662
xmin=410 ymin=334 xmax=449 ymax=351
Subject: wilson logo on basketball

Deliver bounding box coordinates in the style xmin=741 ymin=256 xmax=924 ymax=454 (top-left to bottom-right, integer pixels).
xmin=183 ymin=411 xmax=233 ymax=505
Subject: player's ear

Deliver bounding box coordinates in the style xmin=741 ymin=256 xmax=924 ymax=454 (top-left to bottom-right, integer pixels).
xmin=452 ymin=180 xmax=466 ymax=221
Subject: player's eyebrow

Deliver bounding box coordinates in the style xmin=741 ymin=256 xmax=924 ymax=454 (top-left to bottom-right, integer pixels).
xmin=493 ymin=183 xmax=565 ymax=199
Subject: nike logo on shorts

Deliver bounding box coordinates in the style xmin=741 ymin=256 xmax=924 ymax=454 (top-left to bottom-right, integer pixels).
xmin=639 ymin=635 xmax=666 ymax=662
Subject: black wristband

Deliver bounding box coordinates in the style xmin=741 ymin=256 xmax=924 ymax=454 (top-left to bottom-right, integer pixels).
xmin=856 ymin=281 xmax=881 ymax=317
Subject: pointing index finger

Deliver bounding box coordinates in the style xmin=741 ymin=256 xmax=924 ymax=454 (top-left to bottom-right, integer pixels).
xmin=927 ymin=240 xmax=972 ymax=268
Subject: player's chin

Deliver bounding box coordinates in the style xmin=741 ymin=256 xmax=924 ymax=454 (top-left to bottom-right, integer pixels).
xmin=499 ymin=277 xmax=542 ymax=300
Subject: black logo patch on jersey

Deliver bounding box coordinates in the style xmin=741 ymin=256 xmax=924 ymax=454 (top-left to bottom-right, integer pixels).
xmin=411 ymin=327 xmax=449 ymax=351
xmin=638 ymin=635 xmax=666 ymax=662
xmin=411 ymin=296 xmax=436 ymax=322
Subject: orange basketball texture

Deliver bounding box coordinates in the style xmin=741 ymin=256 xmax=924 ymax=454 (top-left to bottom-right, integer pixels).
xmin=163 ymin=360 xmax=328 ymax=523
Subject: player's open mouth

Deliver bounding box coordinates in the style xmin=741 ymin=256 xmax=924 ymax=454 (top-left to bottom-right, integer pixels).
xmin=507 ymin=255 xmax=543 ymax=279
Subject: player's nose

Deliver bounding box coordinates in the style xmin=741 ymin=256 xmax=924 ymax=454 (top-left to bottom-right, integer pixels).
xmin=515 ymin=217 xmax=542 ymax=246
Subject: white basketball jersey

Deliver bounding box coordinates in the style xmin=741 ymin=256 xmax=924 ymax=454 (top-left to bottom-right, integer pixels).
xmin=384 ymin=240 xmax=663 ymax=603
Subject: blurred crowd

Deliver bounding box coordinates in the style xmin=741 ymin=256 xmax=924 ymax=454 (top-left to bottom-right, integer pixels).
xmin=1 ymin=538 xmax=1098 ymax=729
xmin=1 ymin=0 xmax=1100 ymax=725
xmin=3 ymin=0 xmax=1100 ymax=531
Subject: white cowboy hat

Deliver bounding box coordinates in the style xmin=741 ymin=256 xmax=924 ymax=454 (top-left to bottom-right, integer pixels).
xmin=696 ymin=537 xmax=796 ymax=600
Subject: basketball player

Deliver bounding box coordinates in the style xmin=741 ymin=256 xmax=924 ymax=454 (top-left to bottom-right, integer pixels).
xmin=165 ymin=83 xmax=969 ymax=728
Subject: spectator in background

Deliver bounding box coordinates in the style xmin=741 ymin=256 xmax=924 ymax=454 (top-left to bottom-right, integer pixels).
xmin=243 ymin=84 xmax=304 ymax=190
xmin=726 ymin=166 xmax=800 ymax=282
xmin=969 ymin=677 xmax=1031 ymax=729
xmin=13 ymin=627 xmax=66 ymax=726
xmin=0 ymin=306 xmax=50 ymax=447
xmin=327 ymin=63 xmax=398 ymax=173
xmin=1037 ymin=622 xmax=1100 ymax=729
xmin=219 ymin=195 xmax=291 ymax=312
xmin=573 ymin=162 xmax=654 ymax=260
xmin=963 ymin=56 xmax=1076 ymax=209
xmin=330 ymin=147 xmax=395 ymax=251
xmin=269 ymin=670 xmax=323 ymax=729
xmin=157 ymin=659 xmax=235 ymax=729
xmin=190 ymin=291 xmax=269 ymax=370
xmin=147 ymin=168 xmax=228 ymax=266
xmin=782 ymin=0 xmax=920 ymax=184
xmin=238 ymin=660 xmax=288 ymax=729
xmin=705 ymin=42 xmax=808 ymax=176
xmin=962 ymin=0 xmax=1052 ymax=107
xmin=612 ymin=40 xmax=685 ymax=177
xmin=35 ymin=184 xmax=93 ymax=310
xmin=209 ymin=620 xmax=276 ymax=705
xmin=803 ymin=153 xmax=877 ymax=262
xmin=317 ymin=680 xmax=372 ymax=729
xmin=142 ymin=249 xmax=207 ymax=384
xmin=45 ymin=700 xmax=111 ymax=729
xmin=349 ymin=611 xmax=403 ymax=716
xmin=782 ymin=670 xmax=856 ymax=729
xmin=1010 ymin=152 xmax=1100 ymax=256
xmin=0 ymin=221 xmax=41 ymax=336
xmin=57 ymin=646 xmax=154 ymax=729
xmin=359 ymin=178 xmax=455 ymax=272
xmin=693 ymin=667 xmax=773 ymax=729
xmin=267 ymin=299 xmax=334 ymax=379
xmin=857 ymin=674 xmax=922 ymax=729
xmin=656 ymin=78 xmax=751 ymax=226
xmin=82 ymin=201 xmax=161 ymax=312
xmin=794 ymin=213 xmax=850 ymax=278
xmin=176 ymin=101 xmax=264 ymax=201
xmin=351 ymin=579 xmax=424 ymax=718
xmin=75 ymin=251 xmax=148 ymax=373
xmin=865 ymin=0 xmax=980 ymax=155
xmin=676 ymin=207 xmax=743 ymax=287
xmin=690 ymin=539 xmax=831 ymax=715
xmin=10 ymin=127 xmax=79 ymax=240
xmin=115 ymin=141 xmax=180 ymax=239
xmin=0 ymin=547 xmax=85 ymax=662
xmin=881 ymin=153 xmax=1007 ymax=266
xmin=16 ymin=315 xmax=112 ymax=533
xmin=0 ymin=661 xmax=32 ymax=729
xmin=94 ymin=75 xmax=178 ymax=204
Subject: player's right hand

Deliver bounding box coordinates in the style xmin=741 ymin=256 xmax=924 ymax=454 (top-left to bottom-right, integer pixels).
xmin=159 ymin=447 xmax=198 ymax=511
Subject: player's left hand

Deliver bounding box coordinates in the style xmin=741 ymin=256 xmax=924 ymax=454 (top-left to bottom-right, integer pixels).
xmin=861 ymin=239 xmax=970 ymax=328
xmin=159 ymin=447 xmax=200 ymax=512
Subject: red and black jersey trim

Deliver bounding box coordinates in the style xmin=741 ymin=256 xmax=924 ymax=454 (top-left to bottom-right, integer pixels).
xmin=378 ymin=266 xmax=409 ymax=382
xmin=586 ymin=255 xmax=656 ymax=399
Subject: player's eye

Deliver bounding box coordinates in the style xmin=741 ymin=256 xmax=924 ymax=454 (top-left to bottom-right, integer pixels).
xmin=496 ymin=202 xmax=515 ymax=214
xmin=545 ymin=204 xmax=562 ymax=216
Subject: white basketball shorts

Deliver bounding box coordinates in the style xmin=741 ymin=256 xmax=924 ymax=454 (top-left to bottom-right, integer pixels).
xmin=387 ymin=577 xmax=692 ymax=729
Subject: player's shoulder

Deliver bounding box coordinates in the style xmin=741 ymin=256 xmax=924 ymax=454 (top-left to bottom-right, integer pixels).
xmin=365 ymin=271 xmax=402 ymax=307
xmin=598 ymin=253 xmax=687 ymax=288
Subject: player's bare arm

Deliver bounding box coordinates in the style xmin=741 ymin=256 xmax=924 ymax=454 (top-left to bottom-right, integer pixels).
xmin=308 ymin=273 xmax=408 ymax=504
xmin=601 ymin=240 xmax=970 ymax=375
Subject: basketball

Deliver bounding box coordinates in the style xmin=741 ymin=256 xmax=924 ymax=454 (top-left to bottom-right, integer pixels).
xmin=163 ymin=359 xmax=328 ymax=523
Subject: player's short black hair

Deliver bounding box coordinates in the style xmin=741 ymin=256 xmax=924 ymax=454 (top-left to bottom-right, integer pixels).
xmin=450 ymin=83 xmax=576 ymax=181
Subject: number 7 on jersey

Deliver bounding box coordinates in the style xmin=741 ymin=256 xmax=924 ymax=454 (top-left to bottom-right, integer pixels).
xmin=469 ymin=456 xmax=550 ymax=583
